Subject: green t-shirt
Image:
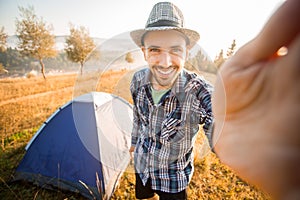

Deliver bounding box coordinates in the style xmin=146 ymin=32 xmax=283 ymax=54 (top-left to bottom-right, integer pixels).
xmin=151 ymin=87 xmax=170 ymax=105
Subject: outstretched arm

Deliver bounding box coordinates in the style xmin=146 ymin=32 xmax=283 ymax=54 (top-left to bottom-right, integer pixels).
xmin=212 ymin=0 xmax=300 ymax=199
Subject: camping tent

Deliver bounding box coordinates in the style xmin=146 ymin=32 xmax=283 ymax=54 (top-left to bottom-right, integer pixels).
xmin=14 ymin=92 xmax=133 ymax=199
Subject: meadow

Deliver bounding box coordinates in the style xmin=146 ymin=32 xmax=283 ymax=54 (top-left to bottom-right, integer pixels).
xmin=0 ymin=70 xmax=270 ymax=199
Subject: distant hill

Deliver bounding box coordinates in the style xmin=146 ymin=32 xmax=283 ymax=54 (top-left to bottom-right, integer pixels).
xmin=6 ymin=34 xmax=141 ymax=54
xmin=6 ymin=35 xmax=105 ymax=51
xmin=3 ymin=35 xmax=147 ymax=76
xmin=4 ymin=34 xmax=216 ymax=75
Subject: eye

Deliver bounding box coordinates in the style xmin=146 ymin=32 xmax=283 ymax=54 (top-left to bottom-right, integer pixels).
xmin=170 ymin=47 xmax=183 ymax=54
xmin=148 ymin=47 xmax=161 ymax=53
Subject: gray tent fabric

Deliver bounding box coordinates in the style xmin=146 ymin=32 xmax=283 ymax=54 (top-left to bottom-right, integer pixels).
xmin=14 ymin=92 xmax=133 ymax=199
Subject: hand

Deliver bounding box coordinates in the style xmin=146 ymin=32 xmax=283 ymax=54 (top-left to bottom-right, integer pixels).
xmin=212 ymin=0 xmax=300 ymax=199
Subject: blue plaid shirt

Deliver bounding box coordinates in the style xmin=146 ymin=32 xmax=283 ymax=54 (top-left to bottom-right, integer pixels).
xmin=130 ymin=68 xmax=213 ymax=193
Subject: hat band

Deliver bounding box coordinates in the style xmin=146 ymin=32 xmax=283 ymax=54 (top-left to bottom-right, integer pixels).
xmin=146 ymin=20 xmax=182 ymax=28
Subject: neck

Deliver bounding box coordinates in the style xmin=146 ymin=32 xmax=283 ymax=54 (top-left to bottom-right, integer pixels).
xmin=150 ymin=78 xmax=172 ymax=91
xmin=152 ymin=84 xmax=170 ymax=91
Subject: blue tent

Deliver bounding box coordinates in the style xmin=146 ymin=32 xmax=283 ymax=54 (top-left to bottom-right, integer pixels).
xmin=14 ymin=92 xmax=133 ymax=199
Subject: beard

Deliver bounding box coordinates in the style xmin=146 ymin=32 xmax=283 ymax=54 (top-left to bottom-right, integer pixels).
xmin=150 ymin=65 xmax=182 ymax=89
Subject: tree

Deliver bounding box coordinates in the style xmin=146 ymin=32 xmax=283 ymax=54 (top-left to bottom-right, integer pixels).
xmin=214 ymin=49 xmax=225 ymax=69
xmin=65 ymin=24 xmax=96 ymax=75
xmin=125 ymin=52 xmax=134 ymax=63
xmin=0 ymin=27 xmax=8 ymax=74
xmin=15 ymin=6 xmax=57 ymax=79
xmin=226 ymin=39 xmax=236 ymax=58
xmin=0 ymin=27 xmax=8 ymax=53
xmin=0 ymin=47 xmax=33 ymax=71
xmin=214 ymin=39 xmax=237 ymax=69
xmin=184 ymin=49 xmax=217 ymax=73
xmin=0 ymin=63 xmax=8 ymax=74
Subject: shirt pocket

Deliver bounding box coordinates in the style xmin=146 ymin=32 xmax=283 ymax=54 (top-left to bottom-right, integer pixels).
xmin=137 ymin=104 xmax=150 ymax=125
xmin=189 ymin=99 xmax=203 ymax=125
xmin=160 ymin=109 xmax=185 ymax=143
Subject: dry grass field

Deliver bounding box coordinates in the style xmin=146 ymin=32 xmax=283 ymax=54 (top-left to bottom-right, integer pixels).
xmin=0 ymin=70 xmax=270 ymax=199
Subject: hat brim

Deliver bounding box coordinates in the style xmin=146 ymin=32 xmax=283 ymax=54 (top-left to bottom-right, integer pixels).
xmin=130 ymin=27 xmax=200 ymax=48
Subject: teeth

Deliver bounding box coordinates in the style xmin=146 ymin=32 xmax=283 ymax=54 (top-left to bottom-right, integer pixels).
xmin=157 ymin=68 xmax=173 ymax=75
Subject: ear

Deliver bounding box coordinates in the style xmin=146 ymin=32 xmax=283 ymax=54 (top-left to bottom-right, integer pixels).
xmin=185 ymin=47 xmax=189 ymax=60
xmin=186 ymin=43 xmax=192 ymax=50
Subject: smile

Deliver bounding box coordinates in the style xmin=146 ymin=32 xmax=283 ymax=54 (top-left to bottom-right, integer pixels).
xmin=157 ymin=67 xmax=174 ymax=75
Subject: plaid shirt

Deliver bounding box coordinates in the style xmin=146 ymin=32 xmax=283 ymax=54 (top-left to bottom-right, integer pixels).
xmin=130 ymin=68 xmax=213 ymax=193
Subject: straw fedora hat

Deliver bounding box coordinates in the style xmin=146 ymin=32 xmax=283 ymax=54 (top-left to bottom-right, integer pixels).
xmin=130 ymin=2 xmax=200 ymax=48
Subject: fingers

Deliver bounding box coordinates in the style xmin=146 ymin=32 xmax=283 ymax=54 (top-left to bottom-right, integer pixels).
xmin=282 ymin=33 xmax=300 ymax=76
xmin=226 ymin=0 xmax=300 ymax=69
xmin=270 ymin=33 xmax=300 ymax=91
xmin=253 ymin=0 xmax=300 ymax=59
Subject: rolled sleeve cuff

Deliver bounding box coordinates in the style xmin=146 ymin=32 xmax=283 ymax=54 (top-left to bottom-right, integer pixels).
xmin=131 ymin=135 xmax=138 ymax=146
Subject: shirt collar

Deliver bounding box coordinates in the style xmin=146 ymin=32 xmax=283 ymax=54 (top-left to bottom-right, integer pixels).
xmin=141 ymin=68 xmax=188 ymax=104
xmin=171 ymin=70 xmax=187 ymax=95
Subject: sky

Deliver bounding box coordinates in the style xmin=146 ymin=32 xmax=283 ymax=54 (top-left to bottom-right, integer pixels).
xmin=0 ymin=0 xmax=284 ymax=58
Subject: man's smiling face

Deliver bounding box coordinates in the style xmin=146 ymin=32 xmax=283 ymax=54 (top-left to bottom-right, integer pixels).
xmin=142 ymin=30 xmax=188 ymax=90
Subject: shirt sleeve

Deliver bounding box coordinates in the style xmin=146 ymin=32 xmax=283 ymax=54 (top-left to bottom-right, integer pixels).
xmin=130 ymin=74 xmax=139 ymax=147
xmin=198 ymin=80 xmax=214 ymax=149
xmin=131 ymin=104 xmax=140 ymax=146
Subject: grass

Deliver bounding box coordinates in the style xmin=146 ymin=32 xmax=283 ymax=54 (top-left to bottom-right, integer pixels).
xmin=0 ymin=70 xmax=271 ymax=199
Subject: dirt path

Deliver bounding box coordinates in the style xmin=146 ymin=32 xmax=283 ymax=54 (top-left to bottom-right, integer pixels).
xmin=0 ymin=86 xmax=74 ymax=107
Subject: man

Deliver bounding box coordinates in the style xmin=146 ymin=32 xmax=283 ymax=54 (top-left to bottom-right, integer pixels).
xmin=212 ymin=0 xmax=300 ymax=199
xmin=129 ymin=2 xmax=213 ymax=200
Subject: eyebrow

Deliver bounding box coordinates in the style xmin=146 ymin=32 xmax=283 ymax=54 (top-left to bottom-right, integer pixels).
xmin=146 ymin=45 xmax=160 ymax=49
xmin=146 ymin=45 xmax=184 ymax=49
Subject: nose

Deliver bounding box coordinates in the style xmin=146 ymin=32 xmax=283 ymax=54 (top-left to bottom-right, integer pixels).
xmin=158 ymin=51 xmax=172 ymax=68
